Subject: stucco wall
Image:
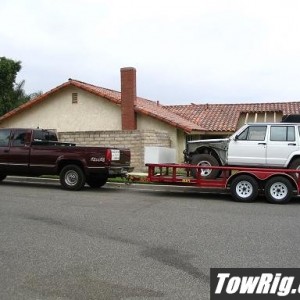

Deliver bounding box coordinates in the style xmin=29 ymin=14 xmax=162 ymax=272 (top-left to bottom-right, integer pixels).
xmin=0 ymin=87 xmax=121 ymax=131
xmin=59 ymin=130 xmax=171 ymax=171
xmin=137 ymin=114 xmax=187 ymax=162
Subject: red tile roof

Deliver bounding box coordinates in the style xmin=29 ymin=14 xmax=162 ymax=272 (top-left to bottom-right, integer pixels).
xmin=167 ymin=102 xmax=300 ymax=132
xmin=0 ymin=79 xmax=205 ymax=133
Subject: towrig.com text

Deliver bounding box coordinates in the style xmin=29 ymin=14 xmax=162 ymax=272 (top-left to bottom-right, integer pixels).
xmin=215 ymin=273 xmax=300 ymax=296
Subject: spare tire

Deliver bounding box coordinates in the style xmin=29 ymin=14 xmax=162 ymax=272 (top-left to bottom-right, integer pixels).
xmin=190 ymin=154 xmax=220 ymax=179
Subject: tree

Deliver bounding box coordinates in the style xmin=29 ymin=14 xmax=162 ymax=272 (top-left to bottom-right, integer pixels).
xmin=0 ymin=57 xmax=39 ymax=116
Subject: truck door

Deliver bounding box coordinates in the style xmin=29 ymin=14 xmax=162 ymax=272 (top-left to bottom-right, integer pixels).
xmin=6 ymin=129 xmax=31 ymax=174
xmin=266 ymin=125 xmax=298 ymax=167
xmin=0 ymin=129 xmax=12 ymax=173
xmin=227 ymin=125 xmax=267 ymax=166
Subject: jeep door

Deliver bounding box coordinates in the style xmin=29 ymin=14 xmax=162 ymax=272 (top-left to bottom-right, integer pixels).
xmin=227 ymin=125 xmax=267 ymax=166
xmin=266 ymin=125 xmax=298 ymax=167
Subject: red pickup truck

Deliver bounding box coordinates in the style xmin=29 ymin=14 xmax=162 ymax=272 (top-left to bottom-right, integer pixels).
xmin=0 ymin=128 xmax=133 ymax=190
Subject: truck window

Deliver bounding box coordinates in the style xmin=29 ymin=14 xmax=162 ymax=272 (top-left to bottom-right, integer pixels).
xmin=11 ymin=130 xmax=30 ymax=147
xmin=0 ymin=129 xmax=11 ymax=147
xmin=270 ymin=126 xmax=295 ymax=141
xmin=237 ymin=126 xmax=267 ymax=141
xmin=33 ymin=130 xmax=58 ymax=142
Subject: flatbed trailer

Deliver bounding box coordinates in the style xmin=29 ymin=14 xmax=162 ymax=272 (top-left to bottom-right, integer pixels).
xmin=145 ymin=163 xmax=300 ymax=204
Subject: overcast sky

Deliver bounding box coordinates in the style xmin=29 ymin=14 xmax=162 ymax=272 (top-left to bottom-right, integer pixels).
xmin=1 ymin=0 xmax=300 ymax=105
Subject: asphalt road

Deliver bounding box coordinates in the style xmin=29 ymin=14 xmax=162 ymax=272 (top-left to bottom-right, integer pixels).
xmin=1 ymin=180 xmax=300 ymax=300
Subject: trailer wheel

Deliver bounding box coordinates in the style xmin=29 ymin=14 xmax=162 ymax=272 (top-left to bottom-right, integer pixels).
xmin=86 ymin=175 xmax=108 ymax=188
xmin=265 ymin=176 xmax=293 ymax=204
xmin=60 ymin=165 xmax=86 ymax=191
xmin=190 ymin=154 xmax=220 ymax=179
xmin=230 ymin=175 xmax=259 ymax=202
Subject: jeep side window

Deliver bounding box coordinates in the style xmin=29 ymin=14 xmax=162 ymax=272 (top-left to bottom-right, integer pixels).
xmin=237 ymin=126 xmax=267 ymax=141
xmin=270 ymin=126 xmax=295 ymax=141
xmin=0 ymin=129 xmax=11 ymax=147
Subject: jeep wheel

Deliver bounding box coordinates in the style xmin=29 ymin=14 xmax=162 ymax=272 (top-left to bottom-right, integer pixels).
xmin=0 ymin=174 xmax=7 ymax=182
xmin=86 ymin=175 xmax=108 ymax=188
xmin=289 ymin=158 xmax=300 ymax=178
xmin=190 ymin=154 xmax=220 ymax=179
xmin=265 ymin=176 xmax=293 ymax=204
xmin=230 ymin=175 xmax=259 ymax=202
xmin=60 ymin=165 xmax=86 ymax=191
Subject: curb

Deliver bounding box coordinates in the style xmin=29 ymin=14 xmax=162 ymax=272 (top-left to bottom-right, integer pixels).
xmin=4 ymin=176 xmax=224 ymax=193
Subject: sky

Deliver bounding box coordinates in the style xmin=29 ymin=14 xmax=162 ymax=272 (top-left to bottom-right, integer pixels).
xmin=1 ymin=0 xmax=300 ymax=105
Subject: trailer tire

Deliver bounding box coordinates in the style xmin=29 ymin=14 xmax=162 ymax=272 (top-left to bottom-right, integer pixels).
xmin=190 ymin=154 xmax=220 ymax=179
xmin=265 ymin=176 xmax=293 ymax=204
xmin=86 ymin=175 xmax=108 ymax=188
xmin=230 ymin=175 xmax=259 ymax=202
xmin=60 ymin=164 xmax=86 ymax=191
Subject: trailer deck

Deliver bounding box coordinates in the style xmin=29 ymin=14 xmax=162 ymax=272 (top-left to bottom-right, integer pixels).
xmin=143 ymin=163 xmax=300 ymax=204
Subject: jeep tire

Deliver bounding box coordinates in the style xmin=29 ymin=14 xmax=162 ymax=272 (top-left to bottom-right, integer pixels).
xmin=190 ymin=154 xmax=220 ymax=179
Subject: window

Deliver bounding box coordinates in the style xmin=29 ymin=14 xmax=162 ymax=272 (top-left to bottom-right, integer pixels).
xmin=270 ymin=126 xmax=295 ymax=141
xmin=11 ymin=130 xmax=30 ymax=147
xmin=33 ymin=130 xmax=58 ymax=142
xmin=237 ymin=126 xmax=267 ymax=141
xmin=0 ymin=129 xmax=11 ymax=147
xmin=72 ymin=93 xmax=78 ymax=104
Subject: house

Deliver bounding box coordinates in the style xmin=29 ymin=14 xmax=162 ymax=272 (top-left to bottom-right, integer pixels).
xmin=1 ymin=67 xmax=300 ymax=170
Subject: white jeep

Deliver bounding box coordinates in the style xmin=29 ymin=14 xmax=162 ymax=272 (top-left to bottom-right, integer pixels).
xmin=185 ymin=123 xmax=300 ymax=178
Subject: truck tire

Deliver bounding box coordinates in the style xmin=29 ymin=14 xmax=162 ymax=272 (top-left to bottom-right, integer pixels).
xmin=86 ymin=175 xmax=108 ymax=188
xmin=230 ymin=175 xmax=259 ymax=202
xmin=190 ymin=154 xmax=220 ymax=179
xmin=0 ymin=174 xmax=7 ymax=182
xmin=265 ymin=176 xmax=293 ymax=204
xmin=60 ymin=165 xmax=86 ymax=191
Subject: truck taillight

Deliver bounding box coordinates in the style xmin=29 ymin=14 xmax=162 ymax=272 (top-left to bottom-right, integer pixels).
xmin=105 ymin=149 xmax=112 ymax=162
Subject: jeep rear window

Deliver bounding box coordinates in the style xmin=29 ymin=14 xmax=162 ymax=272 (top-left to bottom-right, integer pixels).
xmin=237 ymin=126 xmax=267 ymax=141
xmin=270 ymin=126 xmax=295 ymax=141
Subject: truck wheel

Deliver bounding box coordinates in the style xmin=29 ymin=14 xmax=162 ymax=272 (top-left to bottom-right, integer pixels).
xmin=60 ymin=165 xmax=86 ymax=191
xmin=86 ymin=175 xmax=108 ymax=188
xmin=230 ymin=175 xmax=259 ymax=202
xmin=265 ymin=176 xmax=293 ymax=204
xmin=190 ymin=154 xmax=219 ymax=179
xmin=0 ymin=174 xmax=7 ymax=182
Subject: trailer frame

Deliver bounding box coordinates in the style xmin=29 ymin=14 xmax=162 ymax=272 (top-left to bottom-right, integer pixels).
xmin=145 ymin=163 xmax=300 ymax=204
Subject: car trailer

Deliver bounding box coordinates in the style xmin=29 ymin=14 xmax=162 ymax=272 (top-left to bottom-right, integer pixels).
xmin=141 ymin=163 xmax=300 ymax=204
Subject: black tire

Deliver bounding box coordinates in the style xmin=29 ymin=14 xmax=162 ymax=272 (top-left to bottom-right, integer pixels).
xmin=230 ymin=175 xmax=259 ymax=202
xmin=190 ymin=154 xmax=220 ymax=179
xmin=289 ymin=158 xmax=300 ymax=179
xmin=265 ymin=176 xmax=293 ymax=204
xmin=0 ymin=174 xmax=7 ymax=182
xmin=60 ymin=164 xmax=86 ymax=191
xmin=86 ymin=175 xmax=108 ymax=188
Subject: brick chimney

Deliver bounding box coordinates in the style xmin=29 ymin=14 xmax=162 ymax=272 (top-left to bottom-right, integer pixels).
xmin=121 ymin=67 xmax=137 ymax=130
